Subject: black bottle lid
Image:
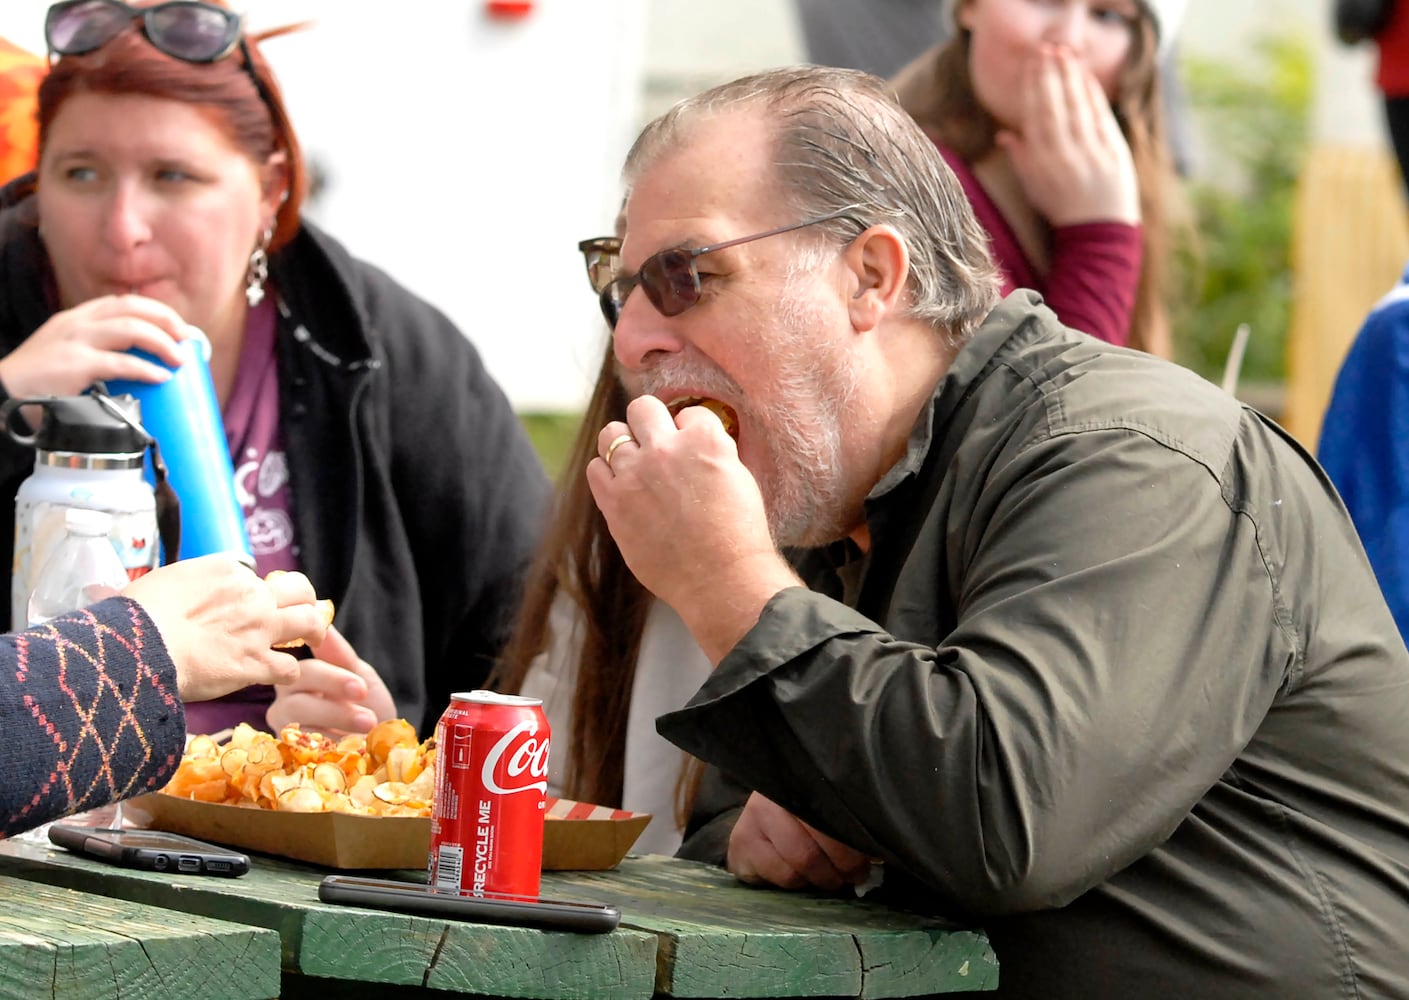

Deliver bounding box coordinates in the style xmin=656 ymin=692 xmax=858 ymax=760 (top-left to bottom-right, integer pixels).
xmin=3 ymin=395 xmax=147 ymax=455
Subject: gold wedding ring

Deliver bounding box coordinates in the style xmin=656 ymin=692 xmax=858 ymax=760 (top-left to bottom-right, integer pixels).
xmin=603 ymin=433 xmax=635 ymax=469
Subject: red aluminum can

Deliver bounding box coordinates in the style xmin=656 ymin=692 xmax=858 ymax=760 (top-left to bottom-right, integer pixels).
xmin=428 ymin=690 xmax=551 ymax=897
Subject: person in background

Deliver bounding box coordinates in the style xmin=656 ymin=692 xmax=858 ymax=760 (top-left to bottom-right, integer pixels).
xmin=891 ymin=0 xmax=1188 ymax=356
xmin=1 ymin=556 xmax=326 ymax=838
xmin=1318 ymin=263 xmax=1409 ymax=648
xmin=583 ymin=64 xmax=1409 ymax=996
xmin=793 ymin=0 xmax=1196 ymax=175
xmin=1369 ymin=1 xmax=1409 ymax=192
xmin=0 ymin=37 xmax=44 ymax=186
xmin=0 ymin=1 xmax=549 ymax=738
xmin=493 ymin=337 xmax=713 ymax=854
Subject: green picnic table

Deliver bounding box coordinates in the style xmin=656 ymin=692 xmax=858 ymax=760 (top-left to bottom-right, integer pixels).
xmin=0 ymin=873 xmax=281 ymax=999
xmin=0 ymin=838 xmax=996 ymax=998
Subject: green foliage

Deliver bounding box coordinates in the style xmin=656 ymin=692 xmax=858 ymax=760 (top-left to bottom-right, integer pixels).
xmin=519 ymin=410 xmax=585 ymax=480
xmin=1172 ymin=33 xmax=1313 ymax=384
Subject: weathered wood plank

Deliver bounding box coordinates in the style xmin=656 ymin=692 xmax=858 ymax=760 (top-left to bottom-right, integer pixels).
xmin=0 ymin=840 xmax=994 ymax=997
xmin=0 ymin=841 xmax=658 ymax=999
xmin=542 ymin=856 xmax=997 ymax=998
xmin=0 ymin=874 xmax=280 ymax=1000
xmin=298 ymin=906 xmax=657 ymax=998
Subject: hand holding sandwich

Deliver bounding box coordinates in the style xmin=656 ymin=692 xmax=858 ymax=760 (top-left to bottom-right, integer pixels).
xmin=586 ymin=394 xmax=801 ymax=664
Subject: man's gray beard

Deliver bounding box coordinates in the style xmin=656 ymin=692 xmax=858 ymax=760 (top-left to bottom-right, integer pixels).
xmin=762 ymin=276 xmax=858 ymax=548
xmin=625 ymin=268 xmax=861 ymax=548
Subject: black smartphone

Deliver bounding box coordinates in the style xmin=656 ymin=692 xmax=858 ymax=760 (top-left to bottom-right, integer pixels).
xmin=318 ymin=875 xmax=621 ymax=934
xmin=47 ymin=824 xmax=251 ymax=877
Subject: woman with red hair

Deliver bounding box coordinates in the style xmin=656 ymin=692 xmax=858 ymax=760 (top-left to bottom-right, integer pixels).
xmin=0 ymin=1 xmax=549 ymax=739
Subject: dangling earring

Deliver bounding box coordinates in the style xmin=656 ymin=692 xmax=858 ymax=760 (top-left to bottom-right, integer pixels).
xmin=245 ymin=227 xmax=273 ymax=307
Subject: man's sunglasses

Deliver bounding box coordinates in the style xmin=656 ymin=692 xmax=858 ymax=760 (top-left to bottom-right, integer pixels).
xmin=577 ymin=207 xmax=858 ymax=329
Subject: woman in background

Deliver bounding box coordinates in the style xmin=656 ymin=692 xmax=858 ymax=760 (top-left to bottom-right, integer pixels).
xmin=892 ymin=0 xmax=1187 ymax=355
xmin=494 ymin=338 xmax=712 ymax=855
xmin=0 ymin=0 xmax=548 ymax=737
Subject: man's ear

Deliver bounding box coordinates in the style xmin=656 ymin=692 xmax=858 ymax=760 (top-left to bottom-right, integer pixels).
xmin=842 ymin=225 xmax=910 ymax=334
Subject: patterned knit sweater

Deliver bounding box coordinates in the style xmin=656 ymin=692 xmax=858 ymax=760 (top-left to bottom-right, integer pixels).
xmin=1 ymin=596 xmax=185 ymax=837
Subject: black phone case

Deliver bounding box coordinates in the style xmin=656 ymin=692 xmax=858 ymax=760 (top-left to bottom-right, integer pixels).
xmin=318 ymin=875 xmax=621 ymax=933
xmin=47 ymin=824 xmax=250 ymax=877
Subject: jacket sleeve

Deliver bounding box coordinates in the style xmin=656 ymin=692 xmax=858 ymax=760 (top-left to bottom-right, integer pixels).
xmin=0 ymin=596 xmax=185 ymax=837
xmin=1040 ymin=222 xmax=1142 ymax=347
xmin=658 ymin=425 xmax=1296 ymax=916
xmin=1317 ymin=296 xmax=1409 ymax=648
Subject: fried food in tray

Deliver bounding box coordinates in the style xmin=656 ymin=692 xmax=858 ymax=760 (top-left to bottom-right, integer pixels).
xmin=162 ymin=718 xmax=435 ymax=816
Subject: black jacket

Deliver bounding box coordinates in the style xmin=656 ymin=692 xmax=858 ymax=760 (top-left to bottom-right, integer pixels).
xmin=0 ymin=181 xmax=550 ymax=736
xmin=664 ymin=294 xmax=1409 ymax=999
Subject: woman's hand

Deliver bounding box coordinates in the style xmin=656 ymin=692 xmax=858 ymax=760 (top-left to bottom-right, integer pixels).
xmin=0 ymin=293 xmax=192 ymax=399
xmin=123 ymin=557 xmax=327 ymax=704
xmin=994 ymin=45 xmax=1140 ymax=227
xmin=264 ymin=626 xmax=398 ymax=737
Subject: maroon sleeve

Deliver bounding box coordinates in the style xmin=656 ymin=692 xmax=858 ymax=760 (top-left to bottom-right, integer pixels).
xmin=1041 ymin=222 xmax=1143 ymax=347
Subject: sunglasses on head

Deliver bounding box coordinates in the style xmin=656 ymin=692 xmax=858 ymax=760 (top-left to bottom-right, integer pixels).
xmin=577 ymin=206 xmax=859 ymax=329
xmin=46 ymin=0 xmax=243 ymax=63
xmin=45 ymin=0 xmax=279 ymax=138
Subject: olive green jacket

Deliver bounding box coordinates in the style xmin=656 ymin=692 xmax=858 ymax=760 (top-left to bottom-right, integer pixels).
xmin=661 ymin=292 xmax=1409 ymax=999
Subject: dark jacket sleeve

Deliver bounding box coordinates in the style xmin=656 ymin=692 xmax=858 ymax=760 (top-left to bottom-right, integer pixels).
xmin=675 ymin=764 xmax=752 ymax=865
xmin=1 ymin=596 xmax=186 ymax=837
xmin=659 ymin=427 xmax=1295 ymax=916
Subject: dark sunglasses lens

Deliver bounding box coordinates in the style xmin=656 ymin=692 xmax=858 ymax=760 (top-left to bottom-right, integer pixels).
xmin=145 ymin=2 xmax=238 ymax=61
xmin=599 ymin=284 xmax=622 ymax=329
xmin=47 ymin=0 xmax=130 ymax=54
xmin=641 ymin=250 xmax=700 ymax=316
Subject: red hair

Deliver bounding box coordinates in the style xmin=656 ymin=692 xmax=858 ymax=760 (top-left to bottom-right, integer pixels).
xmin=36 ymin=2 xmax=308 ymax=251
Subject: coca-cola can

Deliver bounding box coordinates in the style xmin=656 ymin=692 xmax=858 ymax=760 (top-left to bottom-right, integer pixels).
xmin=428 ymin=690 xmax=551 ymax=897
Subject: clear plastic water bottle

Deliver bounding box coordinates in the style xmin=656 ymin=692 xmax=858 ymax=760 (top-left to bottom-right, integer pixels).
xmin=27 ymin=507 xmax=130 ymax=626
xmin=15 ymin=507 xmax=133 ymax=840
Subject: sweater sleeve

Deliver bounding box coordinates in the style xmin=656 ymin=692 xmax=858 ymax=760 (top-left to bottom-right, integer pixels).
xmin=0 ymin=596 xmax=185 ymax=837
xmin=1041 ymin=222 xmax=1143 ymax=347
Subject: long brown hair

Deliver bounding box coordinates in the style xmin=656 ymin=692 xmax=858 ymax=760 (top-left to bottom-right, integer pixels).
xmin=36 ymin=1 xmax=309 ymax=251
xmin=492 ymin=344 xmax=655 ymax=810
xmin=892 ymin=6 xmax=1186 ymax=356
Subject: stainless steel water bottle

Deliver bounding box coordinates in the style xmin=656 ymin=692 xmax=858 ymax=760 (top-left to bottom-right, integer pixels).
xmin=4 ymin=395 xmax=159 ymax=628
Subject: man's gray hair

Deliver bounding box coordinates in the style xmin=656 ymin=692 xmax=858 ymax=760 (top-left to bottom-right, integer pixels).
xmin=622 ymin=65 xmax=1002 ymax=343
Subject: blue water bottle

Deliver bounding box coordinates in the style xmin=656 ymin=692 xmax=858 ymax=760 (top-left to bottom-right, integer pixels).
xmin=105 ymin=330 xmax=253 ymax=564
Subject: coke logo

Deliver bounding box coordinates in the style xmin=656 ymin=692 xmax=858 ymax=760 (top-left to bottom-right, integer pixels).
xmin=481 ymin=719 xmax=550 ymax=795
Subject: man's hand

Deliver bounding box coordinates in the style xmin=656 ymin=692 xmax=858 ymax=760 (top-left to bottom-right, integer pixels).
xmin=265 ymin=626 xmax=397 ymax=737
xmin=727 ymin=792 xmax=873 ymax=891
xmin=123 ymin=557 xmax=327 ymax=704
xmin=585 ymin=395 xmax=801 ymax=662
xmin=994 ymin=45 xmax=1139 ymax=227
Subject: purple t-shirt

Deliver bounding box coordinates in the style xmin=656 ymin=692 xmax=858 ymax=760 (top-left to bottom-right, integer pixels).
xmin=182 ymin=298 xmax=302 ymax=736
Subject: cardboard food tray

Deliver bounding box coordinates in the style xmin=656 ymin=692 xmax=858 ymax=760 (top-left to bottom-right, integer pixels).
xmin=123 ymin=793 xmax=650 ymax=871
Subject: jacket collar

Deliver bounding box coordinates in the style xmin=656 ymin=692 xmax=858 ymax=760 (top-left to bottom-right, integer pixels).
xmin=869 ymin=289 xmax=1054 ymax=502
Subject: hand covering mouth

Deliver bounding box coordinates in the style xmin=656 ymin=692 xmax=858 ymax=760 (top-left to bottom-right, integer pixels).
xmin=666 ymin=396 xmax=739 ymax=439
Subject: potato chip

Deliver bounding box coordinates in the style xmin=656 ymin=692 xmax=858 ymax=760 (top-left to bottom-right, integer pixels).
xmin=163 ymin=719 xmax=436 ymax=816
